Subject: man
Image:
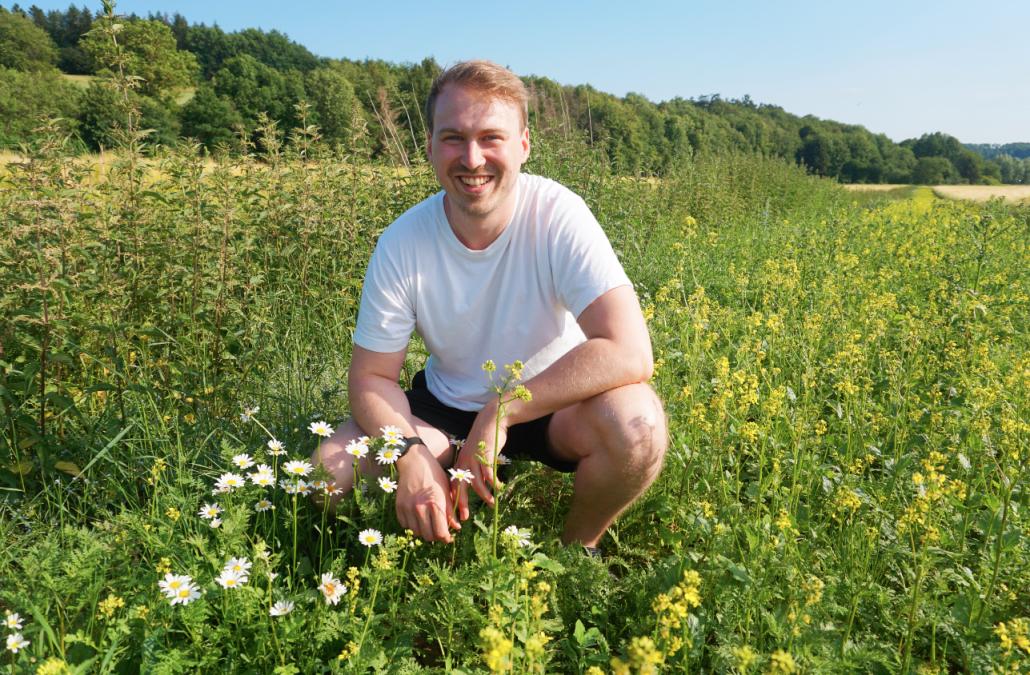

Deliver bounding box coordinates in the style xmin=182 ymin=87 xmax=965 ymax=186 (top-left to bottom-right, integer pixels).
xmin=316 ymin=60 xmax=666 ymax=549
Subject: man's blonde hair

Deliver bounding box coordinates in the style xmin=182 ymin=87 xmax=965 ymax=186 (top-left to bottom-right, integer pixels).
xmin=426 ymin=60 xmax=529 ymax=133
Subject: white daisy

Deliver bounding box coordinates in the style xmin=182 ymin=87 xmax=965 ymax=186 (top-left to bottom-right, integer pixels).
xmin=240 ymin=405 xmax=259 ymax=423
xmin=502 ymin=525 xmax=532 ymax=547
xmin=282 ymin=460 xmax=313 ymax=477
xmin=378 ymin=476 xmax=397 ymax=493
xmin=296 ymin=480 xmax=312 ymax=496
xmin=3 ymin=611 xmax=23 ymax=630
xmin=308 ymin=421 xmax=334 ymax=438
xmin=380 ymin=425 xmax=404 ymax=445
xmin=223 ymin=557 xmax=252 ymax=575
xmin=6 ymin=633 xmax=29 ymax=653
xmin=249 ymin=465 xmax=275 ymax=487
xmin=450 ymin=436 xmax=466 ymax=449
xmin=319 ymin=572 xmax=346 ymax=605
xmin=448 ymin=468 xmax=474 ymax=484
xmin=345 ymin=438 xmax=369 ymax=459
xmin=495 ymin=453 xmax=511 ymax=465
xmin=214 ymin=472 xmax=246 ymax=494
xmin=254 ymin=498 xmax=274 ymax=512
xmin=375 ymin=447 xmax=401 ymax=465
xmin=168 ymin=577 xmax=201 ymax=605
xmin=267 ymin=439 xmax=286 ymax=455
xmin=232 ymin=453 xmax=255 ymax=470
xmin=358 ymin=528 xmax=383 ymax=547
xmin=209 ymin=517 xmax=222 ymax=528
xmin=269 ymin=600 xmax=294 ymax=617
xmin=198 ymin=503 xmax=222 ymax=520
xmin=216 ymin=568 xmax=248 ymax=589
xmin=158 ymin=573 xmax=191 ymax=598
xmin=279 ymin=479 xmax=300 ymax=495
xmin=310 ymin=479 xmax=327 ymax=491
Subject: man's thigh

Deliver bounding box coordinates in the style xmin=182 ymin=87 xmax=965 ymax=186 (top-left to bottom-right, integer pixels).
xmin=546 ymin=382 xmax=666 ymax=463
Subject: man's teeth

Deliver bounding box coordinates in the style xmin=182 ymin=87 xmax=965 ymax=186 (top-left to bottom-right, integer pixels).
xmin=460 ymin=176 xmax=492 ymax=186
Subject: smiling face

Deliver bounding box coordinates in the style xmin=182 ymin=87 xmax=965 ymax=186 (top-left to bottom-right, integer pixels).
xmin=427 ymin=83 xmax=530 ymax=237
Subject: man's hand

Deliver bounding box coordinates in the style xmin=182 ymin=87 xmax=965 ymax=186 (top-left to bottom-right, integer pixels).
xmin=452 ymin=401 xmax=506 ymax=521
xmin=396 ymin=445 xmax=459 ymax=542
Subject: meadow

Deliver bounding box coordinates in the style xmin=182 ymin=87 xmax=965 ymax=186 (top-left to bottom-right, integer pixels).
xmin=1 ymin=119 xmax=1028 ymax=674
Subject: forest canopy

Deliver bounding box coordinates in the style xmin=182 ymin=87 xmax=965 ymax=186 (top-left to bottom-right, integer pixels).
xmin=1 ymin=3 xmax=1027 ymax=184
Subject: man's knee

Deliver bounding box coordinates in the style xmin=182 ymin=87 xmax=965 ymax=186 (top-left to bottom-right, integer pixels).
xmin=587 ymin=384 xmax=667 ymax=476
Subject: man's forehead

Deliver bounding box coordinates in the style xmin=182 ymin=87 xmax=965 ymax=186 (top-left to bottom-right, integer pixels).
xmin=433 ymin=86 xmax=522 ymax=127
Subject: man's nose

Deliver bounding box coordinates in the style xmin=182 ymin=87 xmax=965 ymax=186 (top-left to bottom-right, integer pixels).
xmin=461 ymin=141 xmax=484 ymax=170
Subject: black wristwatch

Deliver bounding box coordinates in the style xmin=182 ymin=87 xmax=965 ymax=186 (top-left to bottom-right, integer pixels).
xmin=402 ymin=436 xmax=425 ymax=452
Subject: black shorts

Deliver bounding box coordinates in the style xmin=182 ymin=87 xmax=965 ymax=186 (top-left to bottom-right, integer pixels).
xmin=404 ymin=370 xmax=577 ymax=473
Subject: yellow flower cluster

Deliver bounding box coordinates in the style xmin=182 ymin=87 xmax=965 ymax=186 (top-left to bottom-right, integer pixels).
xmin=480 ymin=625 xmax=514 ymax=673
xmin=898 ymin=450 xmax=965 ymax=546
xmin=995 ymin=617 xmax=1030 ymax=658
xmin=146 ymin=457 xmax=168 ymax=487
xmin=768 ymin=649 xmax=797 ymax=673
xmin=611 ymin=636 xmax=664 ymax=675
xmin=802 ymin=575 xmax=824 ymax=607
xmin=97 ymin=593 xmax=125 ymax=620
xmin=775 ymin=509 xmax=797 ymax=536
xmin=35 ymin=658 xmax=73 ymax=675
xmin=831 ymin=487 xmax=862 ymax=522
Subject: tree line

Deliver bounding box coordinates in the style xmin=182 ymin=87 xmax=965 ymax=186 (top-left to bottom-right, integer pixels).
xmin=2 ymin=3 xmax=1028 ymax=184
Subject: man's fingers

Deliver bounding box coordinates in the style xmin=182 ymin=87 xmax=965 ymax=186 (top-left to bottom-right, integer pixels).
xmin=471 ymin=463 xmax=495 ymax=506
xmin=457 ymin=482 xmax=470 ymax=521
xmin=429 ymin=504 xmax=453 ymax=543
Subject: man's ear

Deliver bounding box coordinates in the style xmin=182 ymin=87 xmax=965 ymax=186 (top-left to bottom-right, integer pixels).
xmin=521 ymin=127 xmax=531 ymax=162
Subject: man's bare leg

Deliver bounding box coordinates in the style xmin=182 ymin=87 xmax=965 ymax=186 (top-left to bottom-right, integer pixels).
xmin=547 ymin=383 xmax=667 ymax=547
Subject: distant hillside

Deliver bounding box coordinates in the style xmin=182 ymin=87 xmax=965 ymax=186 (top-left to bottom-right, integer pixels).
xmin=966 ymin=143 xmax=1030 ymax=160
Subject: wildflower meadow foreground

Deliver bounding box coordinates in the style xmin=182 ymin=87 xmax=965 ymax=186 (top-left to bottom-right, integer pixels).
xmin=1 ymin=123 xmax=1028 ymax=672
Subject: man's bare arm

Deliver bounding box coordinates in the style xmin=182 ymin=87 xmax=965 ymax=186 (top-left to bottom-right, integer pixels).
xmin=349 ymin=346 xmax=459 ymax=542
xmin=502 ymin=284 xmax=653 ymax=424
xmin=453 ymin=284 xmax=653 ymax=515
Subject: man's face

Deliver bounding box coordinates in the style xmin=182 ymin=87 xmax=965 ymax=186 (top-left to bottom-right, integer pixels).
xmin=427 ymin=84 xmax=530 ymax=225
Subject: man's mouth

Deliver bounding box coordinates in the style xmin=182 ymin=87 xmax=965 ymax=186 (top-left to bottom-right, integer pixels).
xmin=458 ymin=175 xmax=493 ymax=187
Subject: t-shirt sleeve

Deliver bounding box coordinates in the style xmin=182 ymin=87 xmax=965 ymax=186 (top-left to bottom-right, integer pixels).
xmin=353 ymin=234 xmax=416 ymax=353
xmin=550 ymin=195 xmax=632 ymax=318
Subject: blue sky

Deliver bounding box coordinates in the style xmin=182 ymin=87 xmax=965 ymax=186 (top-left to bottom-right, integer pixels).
xmin=14 ymin=0 xmax=1030 ymax=143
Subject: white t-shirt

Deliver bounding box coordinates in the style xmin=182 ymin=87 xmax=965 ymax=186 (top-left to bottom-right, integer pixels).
xmin=353 ymin=172 xmax=631 ymax=410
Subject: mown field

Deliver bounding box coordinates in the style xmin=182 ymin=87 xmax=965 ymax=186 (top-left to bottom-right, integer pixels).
xmin=1 ymin=128 xmax=1028 ymax=674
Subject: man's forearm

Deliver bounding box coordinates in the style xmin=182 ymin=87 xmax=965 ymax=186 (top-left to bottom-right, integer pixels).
xmin=500 ymin=335 xmax=653 ymax=426
xmin=349 ymin=373 xmax=420 ymax=440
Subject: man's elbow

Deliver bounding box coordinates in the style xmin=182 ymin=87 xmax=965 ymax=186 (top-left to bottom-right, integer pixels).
xmin=621 ymin=342 xmax=653 ymax=383
xmin=636 ymin=354 xmax=655 ymax=382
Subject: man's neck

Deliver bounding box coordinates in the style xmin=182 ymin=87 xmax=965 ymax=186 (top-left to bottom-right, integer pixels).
xmin=442 ymin=192 xmax=519 ymax=251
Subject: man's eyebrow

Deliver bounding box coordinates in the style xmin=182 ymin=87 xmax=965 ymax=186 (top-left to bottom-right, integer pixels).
xmin=436 ymin=127 xmax=509 ymax=135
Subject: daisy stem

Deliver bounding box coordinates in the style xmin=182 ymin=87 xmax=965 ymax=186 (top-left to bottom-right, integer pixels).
xmin=250 ymin=415 xmax=274 ymax=443
xmin=319 ymin=494 xmax=329 ymax=573
xmin=355 ymin=570 xmax=383 ymax=660
xmin=291 ymin=494 xmax=298 ymax=585
xmin=270 ymin=616 xmax=284 ymax=666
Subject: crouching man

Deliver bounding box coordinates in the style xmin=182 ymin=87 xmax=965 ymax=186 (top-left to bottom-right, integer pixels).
xmin=314 ymin=60 xmax=666 ymax=550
